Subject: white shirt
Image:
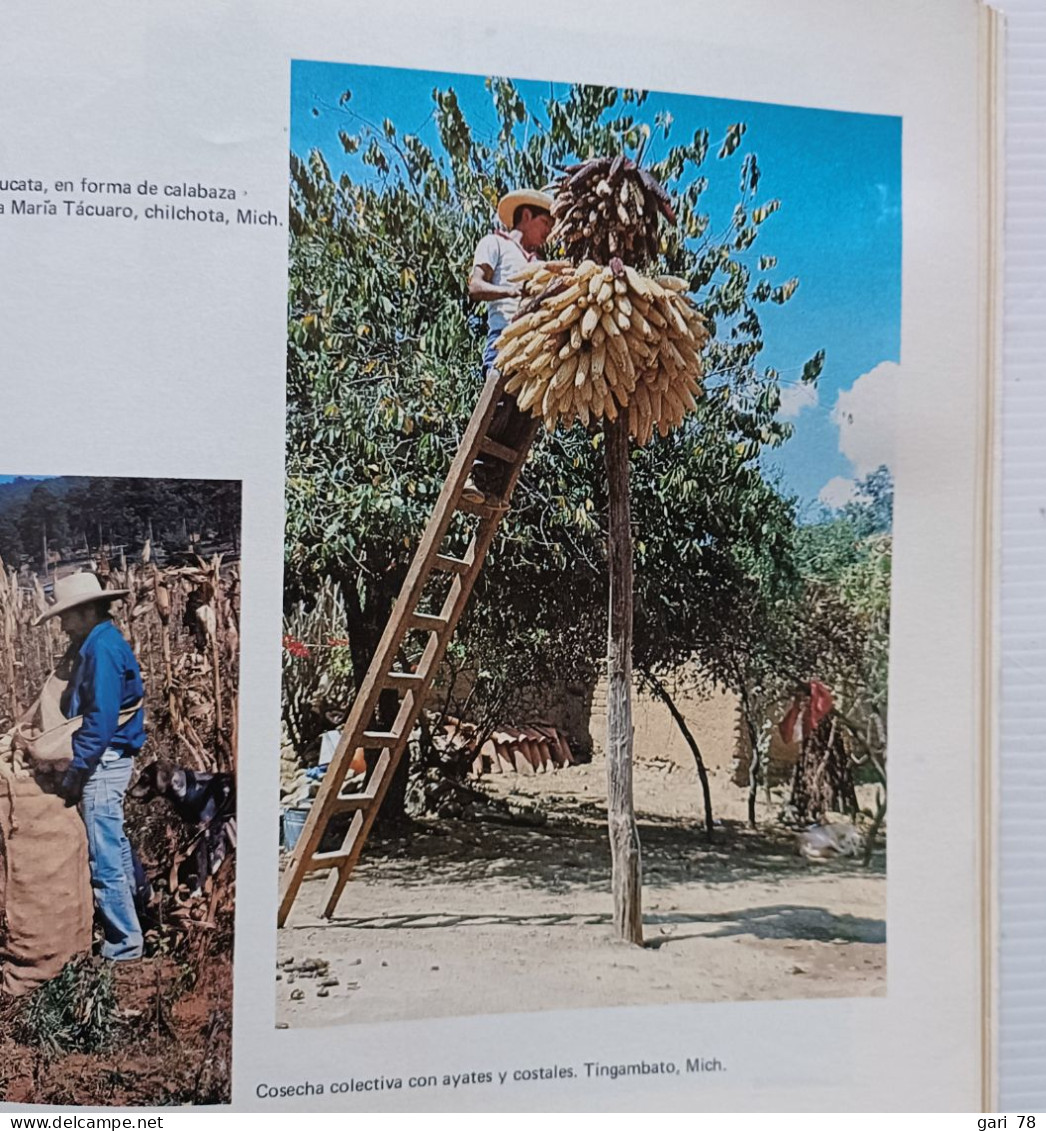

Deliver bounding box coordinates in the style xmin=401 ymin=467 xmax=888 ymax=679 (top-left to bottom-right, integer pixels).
xmin=472 ymin=229 xmax=538 ymax=340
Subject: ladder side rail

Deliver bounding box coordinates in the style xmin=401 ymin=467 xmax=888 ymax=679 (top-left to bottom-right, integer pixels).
xmin=278 ymin=376 xmax=507 ymax=924
xmin=318 ymin=502 xmax=514 ymax=916
xmin=316 ymin=416 xmax=540 ymax=919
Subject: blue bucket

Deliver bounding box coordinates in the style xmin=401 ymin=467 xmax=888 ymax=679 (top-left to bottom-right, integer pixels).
xmin=282 ymin=807 xmax=310 ymax=852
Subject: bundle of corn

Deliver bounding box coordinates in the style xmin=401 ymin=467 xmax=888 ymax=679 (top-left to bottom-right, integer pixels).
xmin=549 ymin=155 xmax=675 ymax=265
xmin=497 ymin=257 xmax=708 ymax=445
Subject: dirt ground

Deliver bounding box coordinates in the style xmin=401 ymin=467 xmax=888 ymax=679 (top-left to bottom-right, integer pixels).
xmin=0 ymin=855 xmax=234 ymax=1106
xmin=0 ymin=953 xmax=232 ymax=1106
xmin=277 ymin=755 xmax=885 ymax=1028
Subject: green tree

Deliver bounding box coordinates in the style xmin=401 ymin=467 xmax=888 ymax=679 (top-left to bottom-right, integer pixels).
xmin=19 ymin=484 xmax=70 ymax=565
xmin=796 ymin=467 xmax=892 ymax=722
xmin=774 ymin=468 xmax=892 ymax=827
xmin=285 ymin=78 xmax=825 ymax=820
xmin=0 ymin=509 xmax=24 ymax=562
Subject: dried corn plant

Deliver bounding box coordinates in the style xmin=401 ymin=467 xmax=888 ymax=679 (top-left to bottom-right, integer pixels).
xmin=0 ymin=556 xmax=63 ymax=730
xmin=0 ymin=556 xmax=240 ymax=775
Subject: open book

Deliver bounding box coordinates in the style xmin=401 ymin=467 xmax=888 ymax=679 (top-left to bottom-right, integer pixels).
xmin=0 ymin=0 xmax=1000 ymax=1112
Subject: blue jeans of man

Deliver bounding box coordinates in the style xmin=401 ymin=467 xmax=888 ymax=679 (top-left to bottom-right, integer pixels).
xmin=472 ymin=333 xmax=535 ymax=493
xmin=79 ymin=751 xmax=143 ymax=961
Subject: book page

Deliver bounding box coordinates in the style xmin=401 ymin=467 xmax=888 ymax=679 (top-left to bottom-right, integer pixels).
xmin=994 ymin=0 xmax=1046 ymax=1113
xmin=0 ymin=0 xmax=993 ymax=1111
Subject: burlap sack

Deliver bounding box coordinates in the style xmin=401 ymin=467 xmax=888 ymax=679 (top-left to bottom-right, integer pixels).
xmin=12 ymin=674 xmax=141 ymax=769
xmin=0 ymin=761 xmax=93 ymax=996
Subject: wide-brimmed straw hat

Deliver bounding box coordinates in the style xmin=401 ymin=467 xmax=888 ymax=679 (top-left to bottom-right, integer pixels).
xmin=32 ymin=571 xmax=129 ymax=626
xmin=497 ymin=188 xmax=554 ymax=230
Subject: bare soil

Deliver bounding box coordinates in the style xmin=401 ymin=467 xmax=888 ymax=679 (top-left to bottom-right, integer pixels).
xmin=0 ymin=956 xmax=232 ymax=1106
xmin=0 ymin=863 xmax=234 ymax=1106
xmin=277 ymin=755 xmax=885 ymax=1028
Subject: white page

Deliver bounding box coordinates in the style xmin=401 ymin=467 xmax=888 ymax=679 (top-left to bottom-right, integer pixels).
xmin=994 ymin=0 xmax=1046 ymax=1112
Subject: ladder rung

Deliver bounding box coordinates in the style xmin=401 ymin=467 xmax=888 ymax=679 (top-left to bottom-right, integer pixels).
xmin=457 ymin=495 xmax=506 ymax=518
xmin=409 ymin=612 xmax=448 ymax=633
xmin=433 ymin=554 xmax=471 ymax=574
xmin=478 ymin=436 xmax=518 ymax=463
xmin=361 ymin=730 xmax=401 ymax=745
xmin=333 ymin=791 xmax=378 ymax=812
xmin=332 ymin=747 xmax=390 ymax=812
xmin=384 ymin=670 xmax=426 ymax=687
xmin=305 ymin=850 xmax=355 ymax=873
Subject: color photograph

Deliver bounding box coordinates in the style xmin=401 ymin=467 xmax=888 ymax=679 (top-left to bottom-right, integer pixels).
xmin=278 ymin=62 xmax=897 ymax=1028
xmin=0 ymin=474 xmax=239 ymax=1105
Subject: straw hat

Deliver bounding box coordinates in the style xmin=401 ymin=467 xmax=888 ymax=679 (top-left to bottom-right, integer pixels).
xmin=496 ymin=188 xmax=554 ymax=230
xmin=33 ymin=571 xmax=129 ymax=626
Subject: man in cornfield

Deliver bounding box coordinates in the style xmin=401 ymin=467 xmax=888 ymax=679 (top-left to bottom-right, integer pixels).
xmin=34 ymin=572 xmax=146 ymax=961
xmin=463 ymin=187 xmax=553 ymax=504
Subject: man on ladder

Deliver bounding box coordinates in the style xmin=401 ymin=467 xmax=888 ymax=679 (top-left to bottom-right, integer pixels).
xmin=279 ymin=189 xmax=553 ymax=925
xmin=463 ymin=187 xmax=553 ymax=505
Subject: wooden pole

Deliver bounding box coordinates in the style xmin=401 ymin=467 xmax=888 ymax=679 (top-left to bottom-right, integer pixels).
xmin=604 ymin=413 xmax=643 ymax=945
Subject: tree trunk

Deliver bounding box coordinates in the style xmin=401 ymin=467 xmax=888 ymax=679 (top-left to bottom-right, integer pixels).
xmin=737 ymin=686 xmax=761 ymax=828
xmin=645 ymin=671 xmax=714 ymax=838
xmin=604 ymin=415 xmax=643 ymax=946
xmin=862 ymin=789 xmax=886 ymax=867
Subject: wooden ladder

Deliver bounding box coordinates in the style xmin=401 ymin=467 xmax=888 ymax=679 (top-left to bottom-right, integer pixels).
xmin=278 ymin=375 xmax=540 ymax=926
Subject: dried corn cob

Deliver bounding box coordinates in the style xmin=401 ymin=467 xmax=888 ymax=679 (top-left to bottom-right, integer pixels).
xmin=496 ymin=258 xmax=708 ymax=445
xmin=549 ymin=156 xmax=676 ymax=269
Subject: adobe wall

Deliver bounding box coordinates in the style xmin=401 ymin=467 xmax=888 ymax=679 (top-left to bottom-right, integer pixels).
xmin=588 ymin=674 xmax=741 ymax=773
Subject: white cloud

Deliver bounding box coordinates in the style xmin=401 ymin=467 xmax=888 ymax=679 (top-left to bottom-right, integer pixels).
xmin=819 ymin=476 xmax=860 ymax=509
xmin=779 ymin=382 xmax=818 ymax=420
xmin=830 ymin=361 xmax=897 ymax=477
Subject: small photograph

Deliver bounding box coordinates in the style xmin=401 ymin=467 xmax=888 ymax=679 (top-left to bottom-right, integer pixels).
xmin=279 ymin=63 xmax=895 ymax=1028
xmin=0 ymin=474 xmax=240 ymax=1106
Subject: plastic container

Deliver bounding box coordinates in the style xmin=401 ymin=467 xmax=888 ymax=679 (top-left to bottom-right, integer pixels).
xmin=281 ymin=807 xmax=311 ymax=852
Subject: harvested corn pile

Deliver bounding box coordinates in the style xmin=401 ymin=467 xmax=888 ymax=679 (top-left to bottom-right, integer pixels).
xmin=495 ymin=153 xmax=708 ymax=444
xmin=496 ymin=257 xmax=708 ymax=445
xmin=549 ymin=154 xmax=675 ymax=265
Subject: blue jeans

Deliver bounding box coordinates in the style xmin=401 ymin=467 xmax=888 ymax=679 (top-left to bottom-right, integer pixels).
xmin=482 ymin=333 xmax=500 ymax=375
xmin=80 ymin=752 xmax=143 ymax=961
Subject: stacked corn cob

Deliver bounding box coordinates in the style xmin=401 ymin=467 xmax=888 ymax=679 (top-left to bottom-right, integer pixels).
xmin=496 ymin=257 xmax=708 ymax=446
xmin=495 ymin=157 xmax=707 ymax=445
xmin=549 ymin=155 xmax=676 ymax=266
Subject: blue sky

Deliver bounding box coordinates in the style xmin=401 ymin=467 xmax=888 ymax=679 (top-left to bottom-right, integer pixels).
xmin=290 ymin=61 xmax=901 ymax=512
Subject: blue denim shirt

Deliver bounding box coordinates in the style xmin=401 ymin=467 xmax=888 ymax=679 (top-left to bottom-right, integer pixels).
xmin=61 ymin=620 xmax=145 ymax=772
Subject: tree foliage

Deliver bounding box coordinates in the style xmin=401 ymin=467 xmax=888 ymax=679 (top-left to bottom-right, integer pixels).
xmin=284 ymin=77 xmax=836 ymax=763
xmin=795 ymin=467 xmax=893 ymax=748
xmin=0 ymin=477 xmax=241 ymax=567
